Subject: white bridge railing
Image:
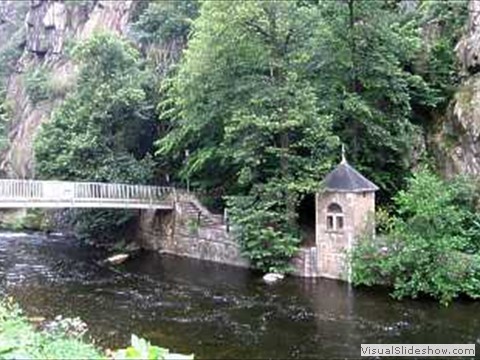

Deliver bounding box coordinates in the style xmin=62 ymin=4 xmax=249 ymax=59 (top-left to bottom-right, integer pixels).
xmin=0 ymin=180 xmax=176 ymax=209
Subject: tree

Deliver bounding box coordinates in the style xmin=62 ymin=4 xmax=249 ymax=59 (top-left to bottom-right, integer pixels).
xmin=156 ymin=1 xmax=338 ymax=272
xmin=308 ymin=0 xmax=432 ymax=200
xmin=34 ymin=33 xmax=157 ymax=243
xmin=130 ymin=0 xmax=199 ymax=77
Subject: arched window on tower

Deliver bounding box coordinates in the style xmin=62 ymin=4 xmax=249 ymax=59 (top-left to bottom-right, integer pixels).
xmin=326 ymin=203 xmax=344 ymax=232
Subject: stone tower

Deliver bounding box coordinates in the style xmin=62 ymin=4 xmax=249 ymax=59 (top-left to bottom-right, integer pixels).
xmin=315 ymin=157 xmax=378 ymax=281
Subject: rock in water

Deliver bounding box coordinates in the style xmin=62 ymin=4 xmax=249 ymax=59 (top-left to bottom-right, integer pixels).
xmin=125 ymin=241 xmax=140 ymax=252
xmin=263 ymin=273 xmax=285 ymax=283
xmin=105 ymin=253 xmax=129 ymax=265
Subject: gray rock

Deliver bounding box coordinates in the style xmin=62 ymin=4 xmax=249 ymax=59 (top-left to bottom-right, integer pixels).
xmin=263 ymin=273 xmax=285 ymax=283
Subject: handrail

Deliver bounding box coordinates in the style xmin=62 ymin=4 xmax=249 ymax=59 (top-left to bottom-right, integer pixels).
xmin=0 ymin=179 xmax=176 ymax=209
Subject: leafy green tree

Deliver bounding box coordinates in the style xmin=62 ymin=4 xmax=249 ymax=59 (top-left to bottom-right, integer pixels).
xmin=34 ymin=33 xmax=157 ymax=243
xmin=131 ymin=0 xmax=199 ymax=46
xmin=156 ymin=0 xmax=339 ymax=272
xmin=307 ymin=0 xmax=434 ymax=199
xmin=414 ymin=0 xmax=468 ymax=107
xmin=130 ymin=0 xmax=199 ymax=78
xmin=35 ymin=33 xmax=155 ymax=182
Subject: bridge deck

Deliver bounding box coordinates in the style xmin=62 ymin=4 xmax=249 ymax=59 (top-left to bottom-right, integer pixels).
xmin=0 ymin=180 xmax=175 ymax=210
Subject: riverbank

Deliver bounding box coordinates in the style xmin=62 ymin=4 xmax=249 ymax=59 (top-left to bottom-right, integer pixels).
xmin=0 ymin=298 xmax=193 ymax=359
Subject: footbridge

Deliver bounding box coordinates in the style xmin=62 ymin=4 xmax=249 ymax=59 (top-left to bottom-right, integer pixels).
xmin=0 ymin=179 xmax=175 ymax=209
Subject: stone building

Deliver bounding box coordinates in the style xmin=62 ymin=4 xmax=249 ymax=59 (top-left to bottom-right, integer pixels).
xmin=292 ymin=156 xmax=378 ymax=280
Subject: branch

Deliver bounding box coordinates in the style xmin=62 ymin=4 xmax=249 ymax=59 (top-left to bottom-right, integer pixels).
xmin=243 ymin=19 xmax=272 ymax=43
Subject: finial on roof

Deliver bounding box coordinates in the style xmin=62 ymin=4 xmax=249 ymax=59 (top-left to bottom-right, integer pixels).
xmin=341 ymin=144 xmax=347 ymax=164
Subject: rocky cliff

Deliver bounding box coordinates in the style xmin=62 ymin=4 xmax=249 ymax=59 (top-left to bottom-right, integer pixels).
xmin=1 ymin=0 xmax=136 ymax=178
xmin=433 ymin=0 xmax=480 ymax=177
xmin=1 ymin=0 xmax=479 ymax=181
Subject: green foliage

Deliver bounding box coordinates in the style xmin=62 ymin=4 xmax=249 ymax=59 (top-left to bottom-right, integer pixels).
xmin=0 ymin=299 xmax=193 ymax=360
xmin=131 ymin=0 xmax=199 ymax=46
xmin=0 ymin=35 xmax=24 ymax=86
xmin=23 ymin=66 xmax=52 ymax=105
xmin=227 ymin=195 xmax=299 ymax=273
xmin=0 ymin=90 xmax=10 ymax=152
xmin=0 ymin=217 xmax=24 ymax=232
xmin=71 ymin=209 xmax=137 ymax=245
xmin=113 ymin=334 xmax=193 ymax=360
xmin=415 ymin=0 xmax=468 ymax=106
xmin=0 ymin=209 xmax=52 ymax=232
xmin=351 ymin=169 xmax=480 ymax=305
xmin=156 ymin=1 xmax=342 ymax=272
xmin=310 ymin=1 xmax=431 ymax=196
xmin=154 ymin=0 xmax=439 ymax=271
xmin=0 ymin=298 xmax=102 ymax=359
xmin=21 ymin=209 xmax=52 ymax=231
xmin=34 ymin=33 xmax=157 ymax=243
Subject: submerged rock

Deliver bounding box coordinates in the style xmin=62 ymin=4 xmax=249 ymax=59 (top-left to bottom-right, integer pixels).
xmin=104 ymin=253 xmax=129 ymax=265
xmin=263 ymin=273 xmax=285 ymax=283
xmin=124 ymin=241 xmax=140 ymax=252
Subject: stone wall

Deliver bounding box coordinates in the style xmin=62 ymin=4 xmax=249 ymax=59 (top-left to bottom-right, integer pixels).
xmin=290 ymin=247 xmax=319 ymax=277
xmin=136 ymin=209 xmax=174 ymax=251
xmin=136 ymin=190 xmax=376 ymax=278
xmin=136 ymin=198 xmax=249 ymax=268
xmin=137 ymin=193 xmax=375 ymax=280
xmin=315 ymin=191 xmax=375 ymax=281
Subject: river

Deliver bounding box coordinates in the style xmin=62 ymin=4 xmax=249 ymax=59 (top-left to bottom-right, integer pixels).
xmin=0 ymin=231 xmax=479 ymax=359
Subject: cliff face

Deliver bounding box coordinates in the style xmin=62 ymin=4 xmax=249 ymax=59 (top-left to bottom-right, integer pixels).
xmin=432 ymin=0 xmax=480 ymax=178
xmin=1 ymin=0 xmax=479 ymax=181
xmin=1 ymin=0 xmax=135 ymax=178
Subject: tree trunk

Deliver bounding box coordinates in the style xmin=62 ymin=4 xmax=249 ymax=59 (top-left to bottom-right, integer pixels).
xmin=348 ymin=0 xmax=360 ymax=161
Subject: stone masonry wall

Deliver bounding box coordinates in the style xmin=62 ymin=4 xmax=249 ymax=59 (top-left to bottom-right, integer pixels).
xmin=290 ymin=247 xmax=319 ymax=277
xmin=315 ymin=191 xmax=375 ymax=281
xmin=136 ymin=197 xmax=249 ymax=268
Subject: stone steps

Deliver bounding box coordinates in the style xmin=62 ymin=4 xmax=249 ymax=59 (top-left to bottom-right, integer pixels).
xmin=181 ymin=201 xmax=224 ymax=228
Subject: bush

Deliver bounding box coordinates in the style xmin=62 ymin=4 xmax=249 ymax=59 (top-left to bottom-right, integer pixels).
xmin=112 ymin=334 xmax=193 ymax=360
xmin=23 ymin=66 xmax=51 ymax=105
xmin=0 ymin=209 xmax=53 ymax=232
xmin=0 ymin=298 xmax=102 ymax=359
xmin=130 ymin=0 xmax=199 ymax=46
xmin=227 ymin=195 xmax=300 ymax=274
xmin=351 ymin=168 xmax=480 ymax=305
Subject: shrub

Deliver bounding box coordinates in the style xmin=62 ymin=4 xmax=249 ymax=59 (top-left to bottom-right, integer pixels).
xmin=112 ymin=334 xmax=193 ymax=360
xmin=0 ymin=298 xmax=102 ymax=359
xmin=0 ymin=209 xmax=53 ymax=232
xmin=227 ymin=195 xmax=300 ymax=274
xmin=0 ymin=298 xmax=194 ymax=359
xmin=23 ymin=66 xmax=51 ymax=105
xmin=351 ymin=168 xmax=480 ymax=305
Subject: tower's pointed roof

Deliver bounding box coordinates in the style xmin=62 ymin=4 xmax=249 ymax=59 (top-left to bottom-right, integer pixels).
xmin=322 ymin=160 xmax=379 ymax=193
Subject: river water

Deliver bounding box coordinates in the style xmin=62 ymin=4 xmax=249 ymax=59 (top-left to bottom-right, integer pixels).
xmin=1 ymin=231 xmax=479 ymax=359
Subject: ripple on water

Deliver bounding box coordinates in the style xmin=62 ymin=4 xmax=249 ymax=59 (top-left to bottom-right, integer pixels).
xmin=1 ymin=232 xmax=480 ymax=359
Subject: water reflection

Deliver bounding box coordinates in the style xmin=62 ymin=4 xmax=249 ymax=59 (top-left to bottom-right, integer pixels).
xmin=0 ymin=231 xmax=479 ymax=359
